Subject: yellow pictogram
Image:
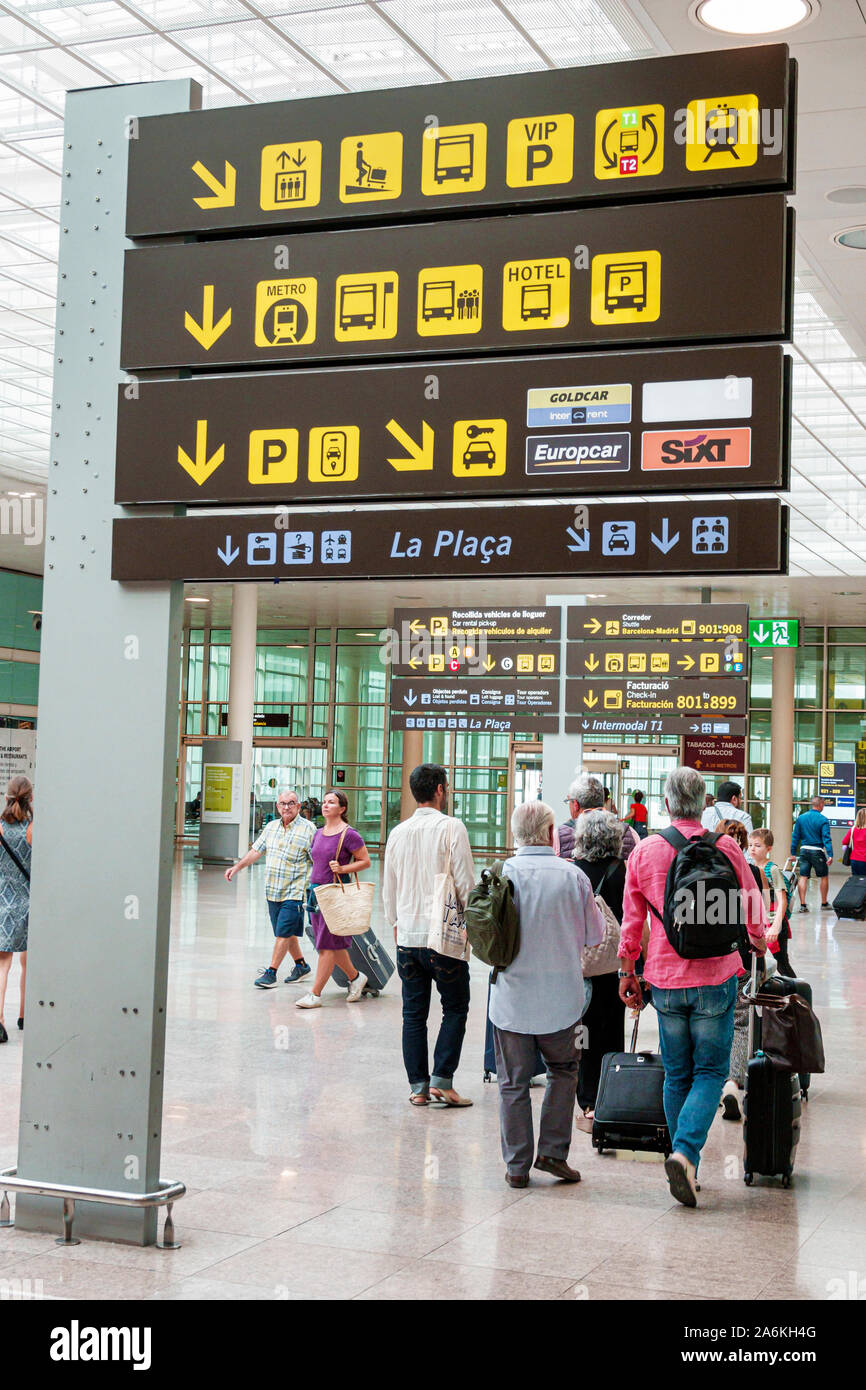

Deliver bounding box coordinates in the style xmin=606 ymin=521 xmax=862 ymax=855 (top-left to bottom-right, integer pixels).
xmin=430 ymin=616 xmax=449 ymax=637
xmin=307 ymin=427 xmax=360 ymax=483
xmin=590 ymin=250 xmax=661 ymax=325
xmin=335 ymin=271 xmax=398 ymax=342
xmin=339 ymin=132 xmax=403 ymax=203
xmin=260 ymin=141 xmax=322 ymax=210
xmin=452 ymin=419 xmax=507 ymax=478
xmin=604 ymin=690 xmax=623 ymax=710
xmin=502 ymin=257 xmax=570 ymax=332
xmin=386 ymin=419 xmax=434 ymax=472
xmin=605 ymin=620 xmax=620 ymax=636
xmin=506 ymin=113 xmax=574 ymax=188
xmin=685 ymin=94 xmax=760 ymax=171
xmin=594 ymin=105 xmax=664 ymax=181
xmin=627 ymin=653 xmax=646 ymax=673
xmin=178 ymin=419 xmax=224 ymax=486
xmin=682 ymin=619 xmax=696 ymax=636
xmin=538 ymin=654 xmax=555 ymax=674
xmin=700 ymin=651 xmax=720 ymax=673
xmin=421 ymin=123 xmax=487 ymax=195
xmin=429 ymin=654 xmax=445 ymax=672
xmin=255 ymin=278 xmax=317 ymax=348
xmin=248 ymin=429 xmax=299 ymax=486
xmin=650 ymin=653 xmax=669 ymax=672
xmin=184 ymin=285 xmax=232 ymax=351
xmin=417 ymin=265 xmax=482 ymax=337
xmin=192 ymin=160 xmax=236 ymax=208
xmin=516 ymin=654 xmax=534 ymax=673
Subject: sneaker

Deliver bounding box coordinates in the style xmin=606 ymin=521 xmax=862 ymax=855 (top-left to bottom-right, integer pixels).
xmin=346 ymin=971 xmax=368 ymax=1003
xmin=664 ymin=1152 xmax=698 ymax=1208
xmin=284 ymin=962 xmax=311 ymax=984
xmin=254 ymin=967 xmax=278 ymax=989
xmin=799 ymin=903 xmax=808 ymax=913
xmin=721 ymin=1080 xmax=742 ymax=1121
xmin=821 ymin=903 xmax=833 ymax=911
xmin=296 ymin=992 xmax=322 ymax=1009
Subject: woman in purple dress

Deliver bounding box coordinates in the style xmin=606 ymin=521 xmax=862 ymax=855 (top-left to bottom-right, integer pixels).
xmin=296 ymin=790 xmax=372 ymax=1009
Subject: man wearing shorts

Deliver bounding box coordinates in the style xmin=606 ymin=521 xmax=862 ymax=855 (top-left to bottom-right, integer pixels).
xmin=791 ymin=795 xmax=834 ymax=911
xmin=225 ymin=788 xmax=315 ymax=987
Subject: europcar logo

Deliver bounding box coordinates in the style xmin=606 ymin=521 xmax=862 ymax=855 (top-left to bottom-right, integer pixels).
xmin=526 ymin=432 xmax=631 ymax=474
xmin=641 ymin=426 xmax=751 ymax=469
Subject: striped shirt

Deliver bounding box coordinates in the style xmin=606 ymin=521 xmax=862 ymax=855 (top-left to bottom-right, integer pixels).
xmin=252 ymin=815 xmax=315 ymax=902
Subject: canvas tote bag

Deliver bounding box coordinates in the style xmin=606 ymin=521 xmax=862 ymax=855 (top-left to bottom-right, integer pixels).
xmin=427 ymin=825 xmax=469 ymax=960
xmin=313 ymin=827 xmax=375 ymax=937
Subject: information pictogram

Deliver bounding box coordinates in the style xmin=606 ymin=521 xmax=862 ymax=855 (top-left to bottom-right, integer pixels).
xmin=506 ymin=114 xmax=574 ymax=187
xmin=452 ymin=419 xmax=507 ymax=477
xmin=260 ymin=141 xmax=322 ymax=209
xmin=307 ymin=427 xmax=360 ymax=482
xmin=590 ymin=250 xmax=661 ymax=325
xmin=248 ymin=429 xmax=299 ymax=486
xmin=421 ymin=123 xmax=487 ymax=195
xmin=594 ymin=104 xmax=664 ymax=181
xmin=684 ymin=94 xmax=760 ymax=171
xmin=501 ymin=257 xmax=570 ymax=331
xmin=339 ymin=131 xmax=403 ymax=202
xmin=417 ymin=265 xmax=482 ymax=336
xmin=334 ymin=271 xmax=398 ymax=342
xmin=254 ymin=277 xmax=317 ymax=347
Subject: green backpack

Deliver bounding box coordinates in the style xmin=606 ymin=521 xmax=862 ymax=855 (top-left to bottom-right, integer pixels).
xmin=464 ymin=861 xmax=520 ymax=980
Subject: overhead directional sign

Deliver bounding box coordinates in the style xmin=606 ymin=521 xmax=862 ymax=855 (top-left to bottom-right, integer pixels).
xmin=567 ymin=677 xmax=747 ymax=718
xmin=748 ymin=617 xmax=799 ymax=648
xmin=125 ymin=46 xmax=794 ymax=237
xmin=683 ymin=734 xmax=746 ymax=775
xmin=114 ymin=345 xmax=789 ymax=506
xmin=120 ymin=195 xmax=792 ymax=370
xmin=569 ymin=603 xmax=749 ymax=643
xmin=111 ymin=499 xmax=787 ymax=583
xmin=818 ymin=761 xmax=856 ymax=802
xmin=567 ymin=640 xmax=745 ymax=678
xmin=390 ymin=678 xmax=558 ymax=735
xmin=567 ymin=715 xmax=747 ymax=737
xmin=393 ymin=640 xmax=559 ymax=679
xmin=394 ymin=607 xmax=560 ymax=640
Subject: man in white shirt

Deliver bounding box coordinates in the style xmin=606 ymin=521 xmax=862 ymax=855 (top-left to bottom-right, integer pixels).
xmin=700 ymin=780 xmax=753 ymax=835
xmin=383 ymin=763 xmax=476 ymax=1109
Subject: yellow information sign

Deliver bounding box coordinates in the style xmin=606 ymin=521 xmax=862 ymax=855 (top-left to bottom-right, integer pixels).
xmin=594 ymin=104 xmax=664 ymax=181
xmin=451 ymin=419 xmax=507 ymax=478
xmin=339 ymin=131 xmax=403 ymax=203
xmin=203 ymin=765 xmax=233 ymax=814
xmin=506 ymin=113 xmax=574 ymax=187
xmin=308 ymin=427 xmax=360 ymax=483
xmin=685 ymin=94 xmax=760 ymax=171
xmin=248 ymin=429 xmax=299 ymax=485
xmin=502 ymin=257 xmax=570 ymax=331
xmin=260 ymin=141 xmax=322 ymax=210
xmin=417 ymin=265 xmax=482 ymax=337
xmin=254 ymin=278 xmax=317 ymax=347
xmin=334 ymin=271 xmax=398 ymax=341
xmin=429 ymin=653 xmax=445 ymax=672
xmin=699 ymin=650 xmax=721 ymax=673
xmin=590 ymin=251 xmax=661 ymax=325
xmin=421 ymin=123 xmax=487 ymax=195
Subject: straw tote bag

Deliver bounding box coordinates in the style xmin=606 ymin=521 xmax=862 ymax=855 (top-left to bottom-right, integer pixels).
xmin=427 ymin=826 xmax=469 ymax=961
xmin=313 ymin=827 xmax=375 ymax=937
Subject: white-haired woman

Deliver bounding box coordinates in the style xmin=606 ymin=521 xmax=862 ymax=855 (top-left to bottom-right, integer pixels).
xmin=0 ymin=774 xmax=33 ymax=1043
xmin=571 ymin=809 xmax=627 ymax=1133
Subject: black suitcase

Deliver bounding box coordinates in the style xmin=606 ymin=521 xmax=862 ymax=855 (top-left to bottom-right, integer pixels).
xmin=483 ymin=976 xmax=545 ymax=1082
xmin=592 ymin=1011 xmax=671 ymax=1157
xmin=305 ymin=922 xmax=394 ymax=997
xmin=832 ymin=876 xmax=866 ymax=920
xmin=747 ymin=972 xmax=815 ymax=1100
xmin=743 ymin=959 xmax=802 ymax=1187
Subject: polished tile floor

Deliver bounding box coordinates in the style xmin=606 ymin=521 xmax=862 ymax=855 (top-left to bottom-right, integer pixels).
xmin=1 ymin=851 xmax=864 ymax=1301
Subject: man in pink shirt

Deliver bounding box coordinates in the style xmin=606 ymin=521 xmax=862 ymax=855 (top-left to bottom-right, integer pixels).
xmin=618 ymin=766 xmax=767 ymax=1209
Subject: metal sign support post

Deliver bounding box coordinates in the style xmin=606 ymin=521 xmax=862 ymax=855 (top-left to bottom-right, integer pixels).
xmin=15 ymin=80 xmax=198 ymax=1244
xmin=542 ymin=594 xmax=585 ymax=818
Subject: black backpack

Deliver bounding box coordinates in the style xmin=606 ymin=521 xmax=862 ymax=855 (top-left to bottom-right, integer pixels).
xmin=648 ymin=828 xmax=745 ymax=960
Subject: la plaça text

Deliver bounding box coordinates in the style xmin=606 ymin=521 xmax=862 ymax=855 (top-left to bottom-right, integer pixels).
xmin=390 ymin=530 xmax=513 ymax=565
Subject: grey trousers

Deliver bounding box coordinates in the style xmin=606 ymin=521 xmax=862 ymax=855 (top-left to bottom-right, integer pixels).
xmin=729 ymin=977 xmax=750 ymax=1087
xmin=492 ymin=1021 xmax=581 ymax=1176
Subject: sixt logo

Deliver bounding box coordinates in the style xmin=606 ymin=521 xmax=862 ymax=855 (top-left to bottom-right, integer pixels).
xmin=641 ymin=426 xmax=751 ymax=471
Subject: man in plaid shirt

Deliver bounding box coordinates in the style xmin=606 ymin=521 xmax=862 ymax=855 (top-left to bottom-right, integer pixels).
xmin=226 ymin=788 xmax=315 ymax=989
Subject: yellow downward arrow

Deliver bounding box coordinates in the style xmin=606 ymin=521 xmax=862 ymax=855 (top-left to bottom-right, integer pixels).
xmin=584 ymin=691 xmax=598 ymax=708
xmin=386 ymin=419 xmax=434 ymax=471
xmin=184 ymin=285 xmax=232 ymax=350
xmin=484 ymin=656 xmax=496 ymax=671
xmin=178 ymin=419 xmax=224 ymax=486
xmin=585 ymin=653 xmax=599 ymax=671
xmin=192 ymin=160 xmax=236 ymax=209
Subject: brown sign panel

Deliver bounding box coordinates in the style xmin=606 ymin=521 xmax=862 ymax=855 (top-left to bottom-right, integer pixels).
xmin=683 ymin=735 xmax=747 ymax=774
xmin=569 ymin=603 xmax=749 ymax=642
xmin=119 ymin=195 xmax=792 ymax=371
xmin=392 ymin=640 xmax=559 ymax=680
xmin=114 ymin=345 xmax=789 ymax=506
xmin=393 ymin=607 xmax=561 ymax=640
xmin=126 ymin=46 xmax=794 ymax=237
xmin=566 ymin=677 xmax=747 ymax=719
xmin=567 ymin=639 xmax=745 ymax=679
xmin=111 ymin=499 xmax=787 ymax=583
xmin=567 ymin=715 xmax=747 ymax=737
xmin=391 ymin=711 xmax=559 ymax=735
xmin=391 ymin=678 xmax=558 ymax=715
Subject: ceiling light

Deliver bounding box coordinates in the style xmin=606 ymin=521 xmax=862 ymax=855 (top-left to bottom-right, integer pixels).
xmin=694 ymin=0 xmax=815 ymax=35
xmin=826 ymin=187 xmax=866 ymax=205
xmin=355 ymin=631 xmax=378 ymax=636
xmin=185 ymin=596 xmax=210 ymax=604
xmin=835 ymin=228 xmax=866 ymax=250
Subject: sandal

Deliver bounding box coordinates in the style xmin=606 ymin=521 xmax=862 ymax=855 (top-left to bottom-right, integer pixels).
xmin=429 ymin=1089 xmax=473 ymax=1108
xmin=409 ymin=1093 xmax=429 ymax=1106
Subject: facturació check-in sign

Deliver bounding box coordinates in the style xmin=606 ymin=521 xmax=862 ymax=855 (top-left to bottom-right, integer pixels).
xmin=125 ymin=44 xmax=794 ymax=237
xmin=119 ymin=195 xmax=791 ymax=370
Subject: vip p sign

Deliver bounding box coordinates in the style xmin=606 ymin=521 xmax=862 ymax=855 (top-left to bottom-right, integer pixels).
xmin=748 ymin=618 xmax=799 ymax=649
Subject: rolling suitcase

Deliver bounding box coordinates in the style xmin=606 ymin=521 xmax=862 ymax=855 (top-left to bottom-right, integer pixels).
xmin=305 ymin=922 xmax=394 ymax=997
xmin=743 ymin=958 xmax=801 ymax=1188
xmin=483 ymin=976 xmax=545 ymax=1082
xmin=831 ymin=876 xmax=866 ymax=920
xmin=592 ymin=1009 xmax=671 ymax=1157
xmin=747 ymin=972 xmax=816 ymax=1100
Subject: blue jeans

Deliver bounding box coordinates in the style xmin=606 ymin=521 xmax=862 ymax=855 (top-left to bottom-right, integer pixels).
xmin=651 ymin=976 xmax=737 ymax=1170
xmin=397 ymin=946 xmax=470 ymax=1093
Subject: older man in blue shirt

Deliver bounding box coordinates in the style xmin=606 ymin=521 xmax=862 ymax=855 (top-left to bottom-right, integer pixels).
xmin=490 ymin=800 xmax=605 ymax=1188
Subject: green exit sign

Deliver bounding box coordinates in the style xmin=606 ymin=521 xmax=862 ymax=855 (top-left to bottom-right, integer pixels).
xmin=748 ymin=618 xmax=799 ymax=649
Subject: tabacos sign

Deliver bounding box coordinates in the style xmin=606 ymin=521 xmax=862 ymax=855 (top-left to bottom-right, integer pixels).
xmin=641 ymin=426 xmax=751 ymax=470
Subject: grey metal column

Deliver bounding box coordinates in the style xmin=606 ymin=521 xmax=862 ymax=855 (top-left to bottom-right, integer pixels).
xmin=16 ymin=79 xmax=199 ymax=1243
xmin=542 ymin=594 xmax=584 ymax=815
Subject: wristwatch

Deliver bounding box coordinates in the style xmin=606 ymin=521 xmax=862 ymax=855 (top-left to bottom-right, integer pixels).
xmin=617 ymin=969 xmax=637 ymax=978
